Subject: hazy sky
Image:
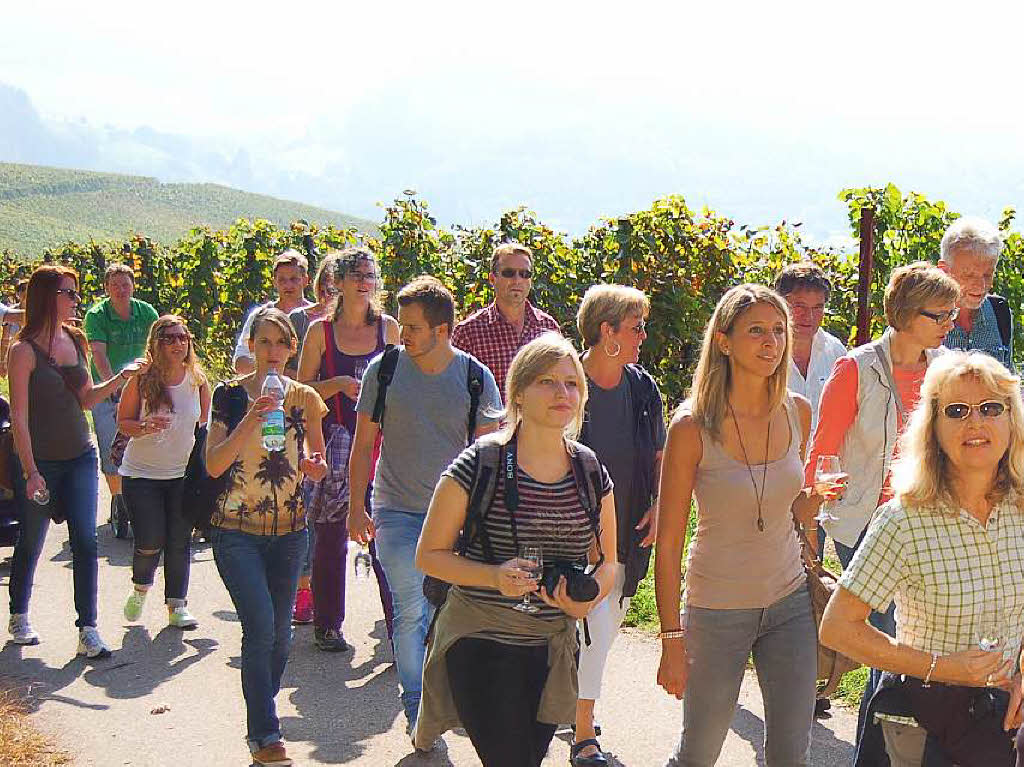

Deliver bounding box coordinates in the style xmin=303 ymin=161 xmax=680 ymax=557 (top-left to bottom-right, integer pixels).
xmin=4 ymin=0 xmax=1024 ymax=237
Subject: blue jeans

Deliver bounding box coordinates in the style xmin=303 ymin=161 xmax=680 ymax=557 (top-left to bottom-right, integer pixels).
xmin=212 ymin=527 xmax=307 ymax=751
xmin=836 ymin=530 xmax=897 ymax=765
xmin=373 ymin=508 xmax=433 ymax=725
xmin=9 ymin=447 xmax=99 ymax=628
xmin=668 ymin=586 xmax=817 ymax=767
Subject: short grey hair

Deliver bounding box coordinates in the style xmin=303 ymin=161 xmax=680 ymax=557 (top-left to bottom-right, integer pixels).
xmin=939 ymin=217 xmax=1002 ymax=265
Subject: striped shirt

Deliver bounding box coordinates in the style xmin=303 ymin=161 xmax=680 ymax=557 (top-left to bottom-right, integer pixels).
xmin=840 ymin=495 xmax=1024 ymax=661
xmin=943 ymin=296 xmax=1015 ymax=373
xmin=443 ymin=443 xmax=612 ymax=643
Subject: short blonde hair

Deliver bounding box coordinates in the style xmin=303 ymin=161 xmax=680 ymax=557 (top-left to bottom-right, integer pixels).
xmin=884 ymin=261 xmax=960 ymax=330
xmin=500 ymin=333 xmax=588 ymax=441
xmin=891 ymin=351 xmax=1024 ymax=510
xmin=576 ymin=284 xmax=650 ymax=347
xmin=686 ymin=284 xmax=792 ymax=439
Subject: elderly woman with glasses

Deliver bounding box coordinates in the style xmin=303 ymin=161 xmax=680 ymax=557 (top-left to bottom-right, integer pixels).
xmin=821 ymin=351 xmax=1024 ymax=766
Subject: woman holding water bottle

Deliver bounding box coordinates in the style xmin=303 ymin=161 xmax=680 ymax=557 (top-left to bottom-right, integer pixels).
xmin=7 ymin=265 xmax=146 ymax=656
xmin=654 ymin=284 xmax=819 ymax=766
xmin=117 ymin=315 xmax=211 ymax=630
xmin=205 ymin=307 xmax=327 ymax=767
xmin=804 ymin=262 xmax=960 ymax=758
xmin=414 ymin=334 xmax=616 ymax=766
xmin=297 ymin=246 xmax=399 ymax=652
xmin=821 ymin=351 xmax=1024 ymax=766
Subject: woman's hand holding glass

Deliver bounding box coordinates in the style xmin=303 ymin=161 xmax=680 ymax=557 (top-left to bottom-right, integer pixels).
xmin=495 ymin=557 xmax=540 ymax=599
xmin=812 ymin=455 xmax=848 ymax=523
xmin=935 ymin=648 xmax=1015 ymax=690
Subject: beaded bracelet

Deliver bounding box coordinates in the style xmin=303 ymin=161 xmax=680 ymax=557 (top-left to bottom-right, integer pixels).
xmin=658 ymin=630 xmax=686 ymax=640
xmin=922 ymin=652 xmax=938 ymax=686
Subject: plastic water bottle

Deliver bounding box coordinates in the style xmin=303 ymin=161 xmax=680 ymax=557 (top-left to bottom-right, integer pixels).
xmin=261 ymin=369 xmax=286 ymax=452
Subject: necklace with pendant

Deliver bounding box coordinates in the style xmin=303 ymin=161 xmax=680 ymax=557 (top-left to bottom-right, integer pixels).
xmin=727 ymin=400 xmax=771 ymax=532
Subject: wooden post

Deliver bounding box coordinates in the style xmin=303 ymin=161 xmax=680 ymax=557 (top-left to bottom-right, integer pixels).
xmin=856 ymin=208 xmax=875 ymax=345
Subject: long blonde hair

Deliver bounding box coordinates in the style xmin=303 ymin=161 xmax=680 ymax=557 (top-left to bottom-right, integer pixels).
xmin=686 ymin=284 xmax=792 ymax=439
xmin=891 ymin=351 xmax=1024 ymax=509
xmin=137 ymin=315 xmax=206 ymax=415
xmin=500 ymin=333 xmax=588 ymax=441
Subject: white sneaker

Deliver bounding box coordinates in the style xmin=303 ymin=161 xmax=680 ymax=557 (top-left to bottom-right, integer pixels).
xmin=77 ymin=627 xmax=112 ymax=659
xmin=167 ymin=605 xmax=198 ymax=630
xmin=8 ymin=614 xmax=39 ymax=645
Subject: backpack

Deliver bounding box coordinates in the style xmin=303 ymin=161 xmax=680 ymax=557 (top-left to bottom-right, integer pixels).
xmin=371 ymin=345 xmax=485 ymax=444
xmin=422 ymin=439 xmax=605 ymax=610
xmin=989 ymin=294 xmax=1012 ymax=348
xmin=188 ymin=382 xmax=248 ymax=534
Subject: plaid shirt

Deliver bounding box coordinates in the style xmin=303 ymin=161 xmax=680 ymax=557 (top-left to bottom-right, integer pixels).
xmin=451 ymin=301 xmax=561 ymax=400
xmin=944 ymin=296 xmax=1015 ymax=372
xmin=840 ymin=496 xmax=1024 ymax=661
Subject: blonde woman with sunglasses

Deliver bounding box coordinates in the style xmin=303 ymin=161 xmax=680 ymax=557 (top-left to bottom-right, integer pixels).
xmin=116 ymin=315 xmax=210 ymax=630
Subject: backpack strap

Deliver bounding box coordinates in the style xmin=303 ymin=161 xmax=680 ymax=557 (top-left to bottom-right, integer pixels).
xmin=322 ymin=321 xmax=344 ymax=426
xmin=567 ymin=440 xmax=605 ymax=566
xmin=460 ymin=441 xmax=502 ymax=563
xmin=466 ymin=358 xmax=485 ymax=445
xmin=989 ymin=295 xmax=1012 ymax=348
xmin=371 ymin=345 xmax=400 ymax=424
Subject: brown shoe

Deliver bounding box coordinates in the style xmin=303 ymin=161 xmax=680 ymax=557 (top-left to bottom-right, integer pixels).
xmin=252 ymin=742 xmax=292 ymax=766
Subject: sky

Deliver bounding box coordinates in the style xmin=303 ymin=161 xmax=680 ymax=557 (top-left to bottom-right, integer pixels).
xmin=3 ymin=0 xmax=1024 ymax=239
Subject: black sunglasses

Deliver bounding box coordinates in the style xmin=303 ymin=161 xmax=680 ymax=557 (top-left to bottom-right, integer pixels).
xmin=56 ymin=288 xmax=80 ymax=301
xmin=499 ymin=268 xmax=532 ymax=279
xmin=158 ymin=333 xmax=191 ymax=345
xmin=942 ymin=400 xmax=1007 ymax=420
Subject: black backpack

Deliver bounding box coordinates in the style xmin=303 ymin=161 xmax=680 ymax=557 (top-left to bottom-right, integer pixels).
xmin=371 ymin=345 xmax=485 ymax=444
xmin=989 ymin=294 xmax=1012 ymax=348
xmin=422 ymin=438 xmax=604 ymax=610
xmin=187 ymin=382 xmax=248 ymax=535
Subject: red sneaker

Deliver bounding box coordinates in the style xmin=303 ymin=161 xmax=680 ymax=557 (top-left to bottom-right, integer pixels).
xmin=292 ymin=587 xmax=314 ymax=625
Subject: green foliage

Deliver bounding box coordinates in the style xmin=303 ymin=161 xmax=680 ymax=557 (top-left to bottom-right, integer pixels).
xmin=0 ymin=162 xmax=375 ymax=258
xmin=2 ymin=182 xmax=1018 ymax=404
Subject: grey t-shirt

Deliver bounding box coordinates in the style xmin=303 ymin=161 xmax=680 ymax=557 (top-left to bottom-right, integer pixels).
xmin=586 ymin=374 xmax=667 ymax=522
xmin=356 ymin=348 xmax=502 ymax=513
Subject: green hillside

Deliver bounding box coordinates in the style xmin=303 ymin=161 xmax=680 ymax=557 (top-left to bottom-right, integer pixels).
xmin=0 ymin=162 xmax=375 ymax=257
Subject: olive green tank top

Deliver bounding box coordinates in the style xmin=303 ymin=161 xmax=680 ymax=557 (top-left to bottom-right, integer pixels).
xmin=27 ymin=338 xmax=92 ymax=461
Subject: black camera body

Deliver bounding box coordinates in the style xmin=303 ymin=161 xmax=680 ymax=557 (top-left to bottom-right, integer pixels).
xmin=539 ymin=561 xmax=599 ymax=602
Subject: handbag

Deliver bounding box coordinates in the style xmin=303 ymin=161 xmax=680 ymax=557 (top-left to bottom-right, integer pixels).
xmin=797 ymin=527 xmax=862 ymax=696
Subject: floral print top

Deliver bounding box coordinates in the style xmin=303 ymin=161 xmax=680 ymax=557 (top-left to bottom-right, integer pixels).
xmin=210 ymin=379 xmax=327 ymax=536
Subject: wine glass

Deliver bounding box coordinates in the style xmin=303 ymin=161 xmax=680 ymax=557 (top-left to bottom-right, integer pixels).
xmin=814 ymin=455 xmax=843 ymax=523
xmin=514 ymin=544 xmax=543 ymax=614
xmin=975 ymin=603 xmax=1004 ymax=653
xmin=353 ymin=544 xmax=373 ymax=579
xmin=147 ymin=407 xmax=174 ymax=445
xmin=353 ymin=359 xmax=368 ymax=382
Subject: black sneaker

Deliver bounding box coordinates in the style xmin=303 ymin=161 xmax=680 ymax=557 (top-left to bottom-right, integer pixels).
xmin=111 ymin=495 xmax=132 ymax=540
xmin=313 ymin=627 xmax=350 ymax=652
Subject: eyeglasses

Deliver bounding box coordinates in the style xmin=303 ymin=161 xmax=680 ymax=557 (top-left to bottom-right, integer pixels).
xmin=55 ymin=288 xmax=80 ymax=301
xmin=919 ymin=307 xmax=960 ymax=324
xmin=346 ymin=271 xmax=377 ymax=283
xmin=941 ymin=400 xmax=1007 ymax=420
xmin=158 ymin=333 xmax=191 ymax=345
xmin=499 ymin=268 xmax=532 ymax=279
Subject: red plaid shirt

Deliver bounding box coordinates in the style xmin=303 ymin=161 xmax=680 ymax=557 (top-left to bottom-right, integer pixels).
xmin=451 ymin=301 xmax=561 ymax=400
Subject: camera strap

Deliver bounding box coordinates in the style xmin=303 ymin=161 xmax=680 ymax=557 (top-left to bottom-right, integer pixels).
xmin=503 ymin=437 xmax=521 ymax=551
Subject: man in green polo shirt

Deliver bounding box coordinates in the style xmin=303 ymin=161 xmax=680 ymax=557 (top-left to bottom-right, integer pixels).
xmin=84 ymin=263 xmax=158 ymax=538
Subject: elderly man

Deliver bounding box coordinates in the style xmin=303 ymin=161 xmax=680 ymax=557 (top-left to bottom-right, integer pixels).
xmin=938 ymin=217 xmax=1014 ymax=371
xmin=451 ymin=242 xmax=560 ymax=399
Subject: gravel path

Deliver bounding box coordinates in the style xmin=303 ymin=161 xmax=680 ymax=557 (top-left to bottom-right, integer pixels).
xmin=0 ymin=483 xmax=856 ymax=766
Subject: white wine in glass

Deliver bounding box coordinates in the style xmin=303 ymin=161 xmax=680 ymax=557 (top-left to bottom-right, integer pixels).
xmin=814 ymin=455 xmax=843 ymax=523
xmin=514 ymin=545 xmax=543 ymax=614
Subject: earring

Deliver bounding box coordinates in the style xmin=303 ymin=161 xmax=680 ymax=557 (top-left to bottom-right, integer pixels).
xmin=722 ymin=348 xmax=730 ymax=356
xmin=604 ymin=340 xmax=621 ymax=358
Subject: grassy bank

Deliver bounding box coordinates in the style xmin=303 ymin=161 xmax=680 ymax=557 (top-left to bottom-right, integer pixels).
xmin=0 ymin=681 xmax=71 ymax=766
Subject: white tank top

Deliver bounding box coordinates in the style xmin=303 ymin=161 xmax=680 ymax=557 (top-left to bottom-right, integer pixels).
xmin=119 ymin=374 xmax=202 ymax=480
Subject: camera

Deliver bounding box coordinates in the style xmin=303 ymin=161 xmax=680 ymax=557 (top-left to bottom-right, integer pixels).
xmin=539 ymin=562 xmax=599 ymax=603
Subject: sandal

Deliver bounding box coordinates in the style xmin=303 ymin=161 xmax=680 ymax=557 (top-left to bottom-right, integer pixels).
xmin=570 ymin=737 xmax=608 ymax=767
